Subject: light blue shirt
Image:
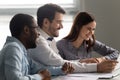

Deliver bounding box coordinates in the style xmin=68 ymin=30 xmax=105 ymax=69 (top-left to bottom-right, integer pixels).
xmin=0 ymin=36 xmax=64 ymax=80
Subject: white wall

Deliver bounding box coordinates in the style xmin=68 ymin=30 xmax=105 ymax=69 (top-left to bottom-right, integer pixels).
xmin=79 ymin=0 xmax=120 ymax=51
xmin=0 ymin=0 xmax=120 ymax=51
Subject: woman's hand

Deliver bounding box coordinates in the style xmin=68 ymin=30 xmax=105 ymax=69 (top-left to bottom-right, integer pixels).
xmin=97 ymin=60 xmax=118 ymax=73
xmin=80 ymin=58 xmax=99 ymax=63
xmin=79 ymin=57 xmax=107 ymax=63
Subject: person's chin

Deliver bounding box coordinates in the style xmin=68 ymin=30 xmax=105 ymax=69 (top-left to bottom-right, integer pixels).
xmin=54 ymin=33 xmax=59 ymax=37
xmin=55 ymin=35 xmax=59 ymax=37
xmin=30 ymin=44 xmax=37 ymax=49
xmin=55 ymin=31 xmax=59 ymax=37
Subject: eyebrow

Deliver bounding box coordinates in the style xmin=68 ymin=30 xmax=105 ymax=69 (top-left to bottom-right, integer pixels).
xmin=87 ymin=27 xmax=96 ymax=30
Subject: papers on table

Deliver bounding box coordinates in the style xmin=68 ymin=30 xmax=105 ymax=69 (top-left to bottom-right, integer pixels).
xmin=52 ymin=70 xmax=120 ymax=80
xmin=52 ymin=61 xmax=120 ymax=80
xmin=52 ymin=56 xmax=120 ymax=80
xmin=67 ymin=72 xmax=119 ymax=79
xmin=67 ymin=58 xmax=120 ymax=79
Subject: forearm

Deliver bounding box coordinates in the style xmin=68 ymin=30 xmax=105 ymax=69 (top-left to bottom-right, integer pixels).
xmin=5 ymin=65 xmax=42 ymax=80
xmin=104 ymin=51 xmax=119 ymax=60
xmin=70 ymin=61 xmax=97 ymax=72
xmin=94 ymin=40 xmax=120 ymax=60
xmin=46 ymin=66 xmax=65 ymax=76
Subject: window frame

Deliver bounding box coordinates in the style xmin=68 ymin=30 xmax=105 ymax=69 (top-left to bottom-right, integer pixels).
xmin=0 ymin=0 xmax=79 ymax=15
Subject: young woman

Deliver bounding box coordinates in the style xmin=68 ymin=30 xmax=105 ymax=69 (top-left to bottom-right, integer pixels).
xmin=57 ymin=12 xmax=119 ymax=63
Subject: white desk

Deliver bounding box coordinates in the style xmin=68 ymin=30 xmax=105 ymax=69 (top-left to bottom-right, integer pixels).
xmin=52 ymin=57 xmax=120 ymax=80
xmin=52 ymin=75 xmax=120 ymax=80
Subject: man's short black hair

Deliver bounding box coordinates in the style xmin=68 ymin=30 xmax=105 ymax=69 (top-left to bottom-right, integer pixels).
xmin=37 ymin=3 xmax=66 ymax=28
xmin=10 ymin=13 xmax=34 ymax=38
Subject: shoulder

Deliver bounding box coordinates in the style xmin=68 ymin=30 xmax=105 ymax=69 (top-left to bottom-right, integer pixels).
xmin=2 ymin=42 xmax=23 ymax=60
xmin=57 ymin=39 xmax=70 ymax=49
xmin=57 ymin=39 xmax=68 ymax=45
xmin=94 ymin=40 xmax=105 ymax=46
xmin=4 ymin=42 xmax=21 ymax=51
xmin=36 ymin=35 xmax=48 ymax=45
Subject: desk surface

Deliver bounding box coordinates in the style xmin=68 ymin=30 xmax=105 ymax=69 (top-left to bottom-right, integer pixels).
xmin=52 ymin=74 xmax=120 ymax=80
xmin=52 ymin=61 xmax=120 ymax=80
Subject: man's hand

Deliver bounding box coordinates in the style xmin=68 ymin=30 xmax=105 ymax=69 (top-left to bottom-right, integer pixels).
xmin=97 ymin=60 xmax=118 ymax=73
xmin=62 ymin=62 xmax=74 ymax=74
xmin=38 ymin=69 xmax=51 ymax=80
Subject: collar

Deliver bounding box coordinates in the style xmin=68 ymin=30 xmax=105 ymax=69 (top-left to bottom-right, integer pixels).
xmin=47 ymin=37 xmax=53 ymax=41
xmin=6 ymin=36 xmax=27 ymax=54
xmin=40 ymin=29 xmax=54 ymax=41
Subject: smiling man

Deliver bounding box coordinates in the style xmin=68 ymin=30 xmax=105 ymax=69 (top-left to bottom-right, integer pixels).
xmin=28 ymin=3 xmax=118 ymax=73
xmin=0 ymin=13 xmax=74 ymax=80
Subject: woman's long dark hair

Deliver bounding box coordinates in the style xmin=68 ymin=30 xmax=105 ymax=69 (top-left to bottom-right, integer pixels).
xmin=64 ymin=12 xmax=95 ymax=52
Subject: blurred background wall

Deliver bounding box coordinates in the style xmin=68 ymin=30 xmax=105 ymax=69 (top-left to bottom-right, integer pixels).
xmin=81 ymin=0 xmax=120 ymax=51
xmin=0 ymin=0 xmax=120 ymax=52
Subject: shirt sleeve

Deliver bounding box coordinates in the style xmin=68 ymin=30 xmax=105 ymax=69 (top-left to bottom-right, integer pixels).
xmin=28 ymin=55 xmax=46 ymax=74
xmin=4 ymin=44 xmax=42 ymax=80
xmin=93 ymin=40 xmax=120 ymax=60
xmin=28 ymin=36 xmax=65 ymax=66
xmin=69 ymin=61 xmax=97 ymax=72
xmin=46 ymin=66 xmax=65 ymax=76
xmin=29 ymin=36 xmax=99 ymax=73
xmin=28 ymin=54 xmax=65 ymax=76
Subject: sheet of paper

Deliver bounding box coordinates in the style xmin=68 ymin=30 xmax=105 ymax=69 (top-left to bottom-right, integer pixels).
xmin=67 ymin=73 xmax=113 ymax=78
xmin=66 ymin=58 xmax=120 ymax=79
xmin=52 ymin=56 xmax=120 ymax=80
xmin=66 ymin=68 xmax=120 ymax=79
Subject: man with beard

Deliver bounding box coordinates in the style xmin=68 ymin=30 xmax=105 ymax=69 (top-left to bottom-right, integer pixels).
xmin=0 ymin=13 xmax=74 ymax=80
